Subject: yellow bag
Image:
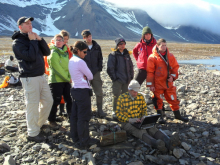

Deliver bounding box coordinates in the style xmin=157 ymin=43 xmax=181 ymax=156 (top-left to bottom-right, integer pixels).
xmin=0 ymin=76 xmax=10 ymax=88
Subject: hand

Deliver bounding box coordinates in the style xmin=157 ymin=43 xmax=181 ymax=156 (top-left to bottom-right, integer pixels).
xmin=129 ymin=118 xmax=139 ymax=123
xmin=33 ymin=33 xmax=41 ymax=41
xmin=150 ymin=87 xmax=155 ymax=92
xmin=83 ymin=75 xmax=87 ymax=80
xmin=168 ymin=76 xmax=173 ymax=82
xmin=70 ymin=79 xmax=72 ymax=83
xmin=28 ymin=32 xmax=36 ymax=40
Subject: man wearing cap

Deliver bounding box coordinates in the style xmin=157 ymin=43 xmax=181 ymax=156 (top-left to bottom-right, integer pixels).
xmin=12 ymin=16 xmax=53 ymax=142
xmin=107 ymin=38 xmax=134 ymax=113
xmin=133 ymin=26 xmax=157 ymax=86
xmin=115 ymin=80 xmax=180 ymax=152
xmin=81 ymin=29 xmax=106 ymax=118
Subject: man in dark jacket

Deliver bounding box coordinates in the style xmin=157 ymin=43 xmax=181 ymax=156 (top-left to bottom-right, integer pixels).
xmin=107 ymin=38 xmax=134 ymax=114
xmin=12 ymin=16 xmax=53 ymax=142
xmin=81 ymin=30 xmax=106 ymax=117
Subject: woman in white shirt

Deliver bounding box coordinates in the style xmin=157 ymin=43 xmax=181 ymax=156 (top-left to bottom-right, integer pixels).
xmin=69 ymin=41 xmax=99 ymax=149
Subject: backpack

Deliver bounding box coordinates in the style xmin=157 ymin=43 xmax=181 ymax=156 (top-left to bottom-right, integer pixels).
xmin=8 ymin=74 xmax=22 ymax=87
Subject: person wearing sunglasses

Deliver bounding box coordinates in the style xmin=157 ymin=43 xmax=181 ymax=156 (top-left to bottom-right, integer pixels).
xmin=69 ymin=41 xmax=99 ymax=149
xmin=47 ymin=34 xmax=72 ymax=129
xmin=107 ymin=38 xmax=134 ymax=118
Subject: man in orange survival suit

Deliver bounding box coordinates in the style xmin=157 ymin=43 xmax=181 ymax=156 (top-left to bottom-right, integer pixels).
xmin=146 ymin=38 xmax=188 ymax=124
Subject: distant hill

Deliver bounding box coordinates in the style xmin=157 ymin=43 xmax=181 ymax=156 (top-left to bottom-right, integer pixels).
xmin=1 ymin=0 xmax=220 ymax=43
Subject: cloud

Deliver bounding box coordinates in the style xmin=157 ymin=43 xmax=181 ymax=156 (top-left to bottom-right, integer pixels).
xmin=103 ymin=0 xmax=220 ymax=35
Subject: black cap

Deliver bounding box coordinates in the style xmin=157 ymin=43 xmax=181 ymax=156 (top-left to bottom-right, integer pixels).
xmin=17 ymin=17 xmax=34 ymax=26
xmin=10 ymin=56 xmax=14 ymax=61
xmin=115 ymin=38 xmax=126 ymax=49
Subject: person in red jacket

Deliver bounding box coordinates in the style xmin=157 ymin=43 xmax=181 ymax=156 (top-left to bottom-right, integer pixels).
xmin=133 ymin=26 xmax=156 ymax=85
xmin=147 ymin=38 xmax=188 ymax=123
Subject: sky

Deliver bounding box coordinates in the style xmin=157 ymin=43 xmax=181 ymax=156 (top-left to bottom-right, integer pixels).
xmin=104 ymin=0 xmax=220 ymax=35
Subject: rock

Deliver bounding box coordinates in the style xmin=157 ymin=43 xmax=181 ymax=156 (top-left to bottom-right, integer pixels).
xmin=93 ymin=147 xmax=101 ymax=153
xmin=189 ymin=127 xmax=197 ymax=132
xmin=211 ymin=137 xmax=220 ymax=144
xmin=173 ymin=148 xmax=184 ymax=159
xmin=179 ymin=159 xmax=188 ymax=165
xmin=134 ymin=150 xmax=142 ymax=155
xmin=181 ymin=142 xmax=191 ymax=151
xmin=41 ymin=143 xmax=51 ymax=150
xmin=32 ymin=144 xmax=42 ymax=151
xmin=177 ymin=85 xmax=186 ymax=93
xmin=0 ymin=142 xmax=10 ymax=153
xmin=3 ymin=155 xmax=15 ymax=165
xmin=72 ymin=150 xmax=79 ymax=157
xmin=189 ymin=152 xmax=201 ymax=158
xmin=145 ymin=155 xmax=163 ymax=164
xmin=82 ymin=152 xmax=95 ymax=165
xmin=89 ymin=144 xmax=97 ymax=150
xmin=202 ymin=131 xmax=209 ymax=137
xmin=158 ymin=155 xmax=178 ymax=162
xmin=47 ymin=157 xmax=56 ymax=164
xmin=128 ymin=161 xmax=144 ymax=165
xmin=187 ymin=103 xmax=199 ymax=110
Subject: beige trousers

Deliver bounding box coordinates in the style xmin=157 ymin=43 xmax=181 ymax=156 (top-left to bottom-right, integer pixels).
xmin=20 ymin=75 xmax=53 ymax=137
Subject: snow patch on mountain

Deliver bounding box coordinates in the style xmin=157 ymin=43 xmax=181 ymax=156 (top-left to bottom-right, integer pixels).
xmin=0 ymin=15 xmax=17 ymax=32
xmin=34 ymin=14 xmax=60 ymax=36
xmin=94 ymin=0 xmax=143 ymax=27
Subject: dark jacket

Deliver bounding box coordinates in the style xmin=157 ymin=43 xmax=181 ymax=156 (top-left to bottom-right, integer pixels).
xmin=12 ymin=31 xmax=50 ymax=77
xmin=107 ymin=49 xmax=134 ymax=84
xmin=83 ymin=40 xmax=103 ymax=75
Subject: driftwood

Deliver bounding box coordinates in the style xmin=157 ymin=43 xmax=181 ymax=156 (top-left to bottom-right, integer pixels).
xmin=100 ymin=130 xmax=127 ymax=146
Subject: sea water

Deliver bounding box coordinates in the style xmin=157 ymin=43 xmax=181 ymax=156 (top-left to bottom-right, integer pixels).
xmin=178 ymin=57 xmax=220 ymax=71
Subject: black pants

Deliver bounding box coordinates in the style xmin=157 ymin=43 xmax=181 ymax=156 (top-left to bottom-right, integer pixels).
xmin=135 ymin=69 xmax=147 ymax=85
xmin=6 ymin=66 xmax=19 ymax=72
xmin=48 ymin=82 xmax=72 ymax=122
xmin=70 ymin=88 xmax=91 ymax=146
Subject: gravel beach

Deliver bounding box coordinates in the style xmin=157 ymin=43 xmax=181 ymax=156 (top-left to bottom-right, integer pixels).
xmin=0 ymin=54 xmax=220 ymax=165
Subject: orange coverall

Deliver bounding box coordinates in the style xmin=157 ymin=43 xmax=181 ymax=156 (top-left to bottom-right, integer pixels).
xmin=146 ymin=48 xmax=179 ymax=111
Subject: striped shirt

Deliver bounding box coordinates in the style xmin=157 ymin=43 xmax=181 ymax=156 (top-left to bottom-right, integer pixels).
xmin=116 ymin=92 xmax=147 ymax=122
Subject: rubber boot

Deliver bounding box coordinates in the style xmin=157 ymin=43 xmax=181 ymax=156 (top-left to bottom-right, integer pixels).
xmin=97 ymin=96 xmax=107 ymax=118
xmin=142 ymin=133 xmax=167 ymax=153
xmin=154 ymin=129 xmax=180 ymax=151
xmin=173 ymin=110 xmax=189 ymax=122
xmin=157 ymin=110 xmax=166 ymax=124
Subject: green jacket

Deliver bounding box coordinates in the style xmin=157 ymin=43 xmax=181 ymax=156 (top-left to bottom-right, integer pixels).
xmin=47 ymin=45 xmax=70 ymax=83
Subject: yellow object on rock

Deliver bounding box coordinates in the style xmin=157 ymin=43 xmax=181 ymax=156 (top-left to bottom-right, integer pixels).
xmin=0 ymin=76 xmax=10 ymax=88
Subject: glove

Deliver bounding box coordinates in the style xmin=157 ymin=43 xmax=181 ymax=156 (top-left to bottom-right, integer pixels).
xmin=129 ymin=118 xmax=138 ymax=123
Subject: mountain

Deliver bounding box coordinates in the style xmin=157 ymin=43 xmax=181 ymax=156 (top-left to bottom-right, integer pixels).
xmin=0 ymin=0 xmax=220 ymax=43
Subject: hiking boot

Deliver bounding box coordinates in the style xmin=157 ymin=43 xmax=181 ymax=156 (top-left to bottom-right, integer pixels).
xmin=156 ymin=139 xmax=167 ymax=153
xmin=157 ymin=110 xmax=166 ymax=124
xmin=97 ymin=110 xmax=107 ymax=118
xmin=173 ymin=110 xmax=189 ymax=122
xmin=142 ymin=133 xmax=167 ymax=153
xmin=74 ymin=138 xmax=99 ymax=150
xmin=27 ymin=132 xmax=45 ymax=143
xmin=48 ymin=121 xmax=59 ymax=130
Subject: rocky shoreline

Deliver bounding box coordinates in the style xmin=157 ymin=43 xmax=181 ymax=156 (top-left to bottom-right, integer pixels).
xmin=0 ymin=56 xmax=220 ymax=165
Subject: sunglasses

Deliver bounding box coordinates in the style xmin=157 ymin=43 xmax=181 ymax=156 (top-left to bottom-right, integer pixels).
xmin=118 ymin=42 xmax=125 ymax=45
xmin=83 ymin=51 xmax=87 ymax=54
xmin=56 ymin=39 xmax=64 ymax=42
